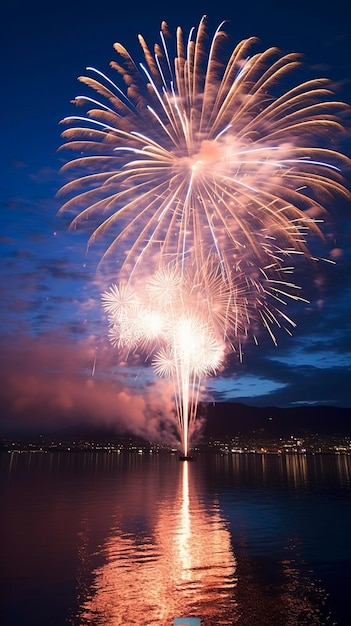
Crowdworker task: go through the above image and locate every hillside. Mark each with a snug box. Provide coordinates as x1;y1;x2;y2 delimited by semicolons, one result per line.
201;403;351;439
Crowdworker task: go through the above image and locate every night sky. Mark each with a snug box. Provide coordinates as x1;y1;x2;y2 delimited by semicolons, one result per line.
1;0;351;439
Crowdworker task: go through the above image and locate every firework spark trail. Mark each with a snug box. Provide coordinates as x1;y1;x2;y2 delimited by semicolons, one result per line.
59;17;350;455
102;272;225;456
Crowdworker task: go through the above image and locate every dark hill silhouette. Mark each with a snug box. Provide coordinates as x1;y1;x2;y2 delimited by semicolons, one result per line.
4;403;349;443
200;403;351;439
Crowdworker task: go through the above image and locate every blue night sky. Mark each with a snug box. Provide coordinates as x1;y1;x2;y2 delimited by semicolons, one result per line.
1;0;351;438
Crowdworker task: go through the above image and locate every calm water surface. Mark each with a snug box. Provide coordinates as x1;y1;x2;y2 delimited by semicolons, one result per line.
1;451;350;625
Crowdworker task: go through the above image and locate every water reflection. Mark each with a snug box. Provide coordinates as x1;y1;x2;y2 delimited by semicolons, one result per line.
76;460;237;625
208;451;351;493
2;452;350;625
284;454;308;488
335;454;351;486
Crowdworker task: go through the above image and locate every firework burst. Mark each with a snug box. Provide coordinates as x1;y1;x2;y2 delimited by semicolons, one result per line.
102;273;225;454
59;17;350;455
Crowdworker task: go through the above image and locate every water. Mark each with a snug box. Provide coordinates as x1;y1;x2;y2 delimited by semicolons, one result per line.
1;451;350;625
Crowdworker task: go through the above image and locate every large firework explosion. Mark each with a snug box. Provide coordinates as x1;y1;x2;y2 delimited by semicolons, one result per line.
59;16;350;455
